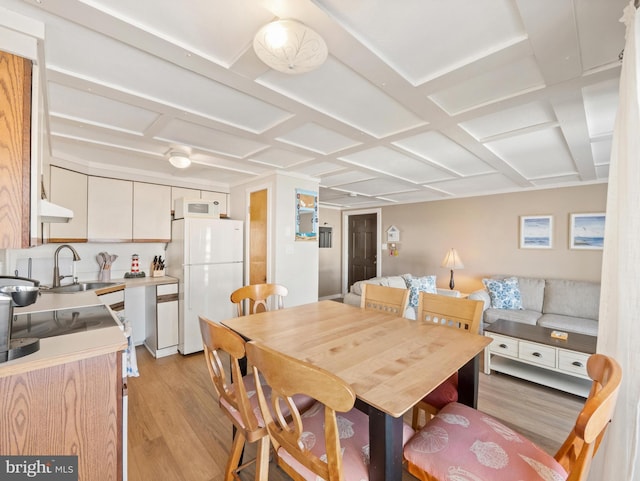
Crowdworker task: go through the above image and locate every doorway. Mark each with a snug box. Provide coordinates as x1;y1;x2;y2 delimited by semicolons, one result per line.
343;210;381;294
249;188;268;286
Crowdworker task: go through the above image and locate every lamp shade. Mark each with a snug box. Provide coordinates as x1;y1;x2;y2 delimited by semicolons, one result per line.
168;151;191;169
441;248;464;270
253;19;328;74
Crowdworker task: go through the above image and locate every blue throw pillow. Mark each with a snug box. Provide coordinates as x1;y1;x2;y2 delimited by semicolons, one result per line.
407;275;437;308
482;277;524;310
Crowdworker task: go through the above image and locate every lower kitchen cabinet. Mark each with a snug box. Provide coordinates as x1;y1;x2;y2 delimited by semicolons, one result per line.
0;352;124;480
144;282;178;358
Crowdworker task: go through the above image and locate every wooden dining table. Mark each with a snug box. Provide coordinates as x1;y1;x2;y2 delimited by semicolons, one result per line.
222;300;491;481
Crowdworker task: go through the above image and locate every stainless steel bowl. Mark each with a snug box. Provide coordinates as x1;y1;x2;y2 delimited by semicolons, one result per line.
0;285;40;307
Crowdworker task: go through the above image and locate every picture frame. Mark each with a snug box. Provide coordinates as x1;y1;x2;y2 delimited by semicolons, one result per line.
570;213;605;250
520;215;553;249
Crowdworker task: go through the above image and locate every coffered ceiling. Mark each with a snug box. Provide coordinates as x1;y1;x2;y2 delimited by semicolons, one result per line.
0;0;625;209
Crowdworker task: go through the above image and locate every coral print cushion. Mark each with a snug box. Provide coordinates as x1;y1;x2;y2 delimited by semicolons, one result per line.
404;402;568;480
483;277;524;310
407;275;437;308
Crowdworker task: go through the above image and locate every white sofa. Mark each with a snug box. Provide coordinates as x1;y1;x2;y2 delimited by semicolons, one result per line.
468;276;600;337
343;273;460;320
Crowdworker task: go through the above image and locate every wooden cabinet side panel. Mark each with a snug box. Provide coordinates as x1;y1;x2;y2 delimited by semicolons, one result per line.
0;353;122;481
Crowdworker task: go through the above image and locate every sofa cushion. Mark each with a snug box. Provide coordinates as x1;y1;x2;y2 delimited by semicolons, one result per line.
543;279;600;321
515;277;546;312
483;308;541;326
482;277;523;310
537;314;598;337
407;275;437;308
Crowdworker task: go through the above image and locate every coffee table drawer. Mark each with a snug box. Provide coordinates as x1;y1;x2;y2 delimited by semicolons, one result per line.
558;350;590;377
487;334;518;357
519;341;556;368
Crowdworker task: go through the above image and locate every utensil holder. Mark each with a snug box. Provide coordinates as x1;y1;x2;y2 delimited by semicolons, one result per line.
99;269;111;281
151;269;165;278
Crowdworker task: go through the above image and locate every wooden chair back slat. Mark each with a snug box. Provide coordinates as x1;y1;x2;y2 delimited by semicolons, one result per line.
360;283;410;316
230;283;288;316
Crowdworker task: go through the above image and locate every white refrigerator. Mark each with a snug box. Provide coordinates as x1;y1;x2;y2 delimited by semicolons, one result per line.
166;218;244;355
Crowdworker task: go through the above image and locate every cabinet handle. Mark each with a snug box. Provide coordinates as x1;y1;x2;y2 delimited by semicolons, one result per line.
572;361;584;367
499;343;508;349
532;352;542;357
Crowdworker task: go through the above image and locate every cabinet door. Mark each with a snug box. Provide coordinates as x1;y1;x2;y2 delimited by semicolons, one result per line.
49;166;88;242
200;190;228;216
87;177;133;241
157;283;178;349
133;182;171;242
171;187;200;211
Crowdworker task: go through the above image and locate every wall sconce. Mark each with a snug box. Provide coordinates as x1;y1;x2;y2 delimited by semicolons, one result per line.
441;248;464;290
253;19;328;74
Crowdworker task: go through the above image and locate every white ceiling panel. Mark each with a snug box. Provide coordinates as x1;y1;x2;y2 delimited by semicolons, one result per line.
340;146;453;184
429;56;546;115
277;123;361;154
3;0;623;209
257;57;425;138
313;0;526;85
154;119;268;158
459;101;556;141
392;131;493;176
583;78;620;138
48;82;159;134
485;128;576;180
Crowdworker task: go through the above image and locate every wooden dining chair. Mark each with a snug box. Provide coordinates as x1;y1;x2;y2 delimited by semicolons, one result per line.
246;340;415;481
404;353;622;481
230;283;288;316
199;316;270;481
411;292;484;429
360;283;410;316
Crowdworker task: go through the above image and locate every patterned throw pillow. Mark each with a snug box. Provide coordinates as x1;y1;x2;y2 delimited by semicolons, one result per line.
406;275;437;308
482;277;524;310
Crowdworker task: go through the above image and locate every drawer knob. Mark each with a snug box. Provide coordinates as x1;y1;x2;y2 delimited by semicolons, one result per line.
499;343;508;349
572;361;584;367
532;352;542;357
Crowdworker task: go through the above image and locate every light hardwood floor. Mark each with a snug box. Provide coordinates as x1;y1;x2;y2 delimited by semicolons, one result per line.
127;346;584;481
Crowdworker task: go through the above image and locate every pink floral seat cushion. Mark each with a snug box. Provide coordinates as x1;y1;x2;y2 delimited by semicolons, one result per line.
422;373;458;408
220;373;314;429
404;402;568;480
279;402;415;481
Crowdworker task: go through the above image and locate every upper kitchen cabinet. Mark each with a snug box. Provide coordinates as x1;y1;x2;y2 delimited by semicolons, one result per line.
88;177;133;242
201;190;228;217
48;166;88;242
171;186;200;209
0;50;33;248
133;182;171;242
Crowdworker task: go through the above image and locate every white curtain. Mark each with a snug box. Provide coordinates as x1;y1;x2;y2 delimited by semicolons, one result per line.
589;2;640;480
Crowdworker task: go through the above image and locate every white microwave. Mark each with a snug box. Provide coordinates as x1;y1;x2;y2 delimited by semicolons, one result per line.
174;198;220;219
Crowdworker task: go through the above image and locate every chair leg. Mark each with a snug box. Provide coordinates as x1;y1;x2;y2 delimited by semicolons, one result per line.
411;405;421;431
254;436;270;481
225;430;246;481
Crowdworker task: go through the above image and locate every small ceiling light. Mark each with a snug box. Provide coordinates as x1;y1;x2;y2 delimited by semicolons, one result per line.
168;150;191;169
253;19;328;74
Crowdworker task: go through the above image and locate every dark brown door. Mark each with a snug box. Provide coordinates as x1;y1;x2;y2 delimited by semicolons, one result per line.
348;213;377;289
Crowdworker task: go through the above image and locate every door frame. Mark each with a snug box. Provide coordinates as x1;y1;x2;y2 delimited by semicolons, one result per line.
341;208;382;296
245;183;273;286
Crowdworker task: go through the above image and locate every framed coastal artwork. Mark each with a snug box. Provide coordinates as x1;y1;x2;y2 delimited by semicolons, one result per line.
520;215;553;249
570;213;605;250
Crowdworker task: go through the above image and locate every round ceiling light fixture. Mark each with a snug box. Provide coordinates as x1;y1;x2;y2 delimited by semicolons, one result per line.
167;150;191;169
253;19;328;74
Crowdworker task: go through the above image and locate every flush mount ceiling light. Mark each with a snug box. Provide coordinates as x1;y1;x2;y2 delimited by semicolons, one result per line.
167;150;191;169
253;19;328;74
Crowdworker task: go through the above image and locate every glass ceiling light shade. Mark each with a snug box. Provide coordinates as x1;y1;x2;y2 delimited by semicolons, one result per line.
168;151;191;169
253;19;328;74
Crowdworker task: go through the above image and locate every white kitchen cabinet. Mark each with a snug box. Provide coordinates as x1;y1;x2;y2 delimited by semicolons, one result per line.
133;182;171;242
200;190;228;216
88;177;133;242
144;282;179;358
48;166;88;242
171;186;201;210
97;285;125;315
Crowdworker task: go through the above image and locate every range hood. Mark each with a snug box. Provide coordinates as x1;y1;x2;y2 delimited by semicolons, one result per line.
39;199;74;223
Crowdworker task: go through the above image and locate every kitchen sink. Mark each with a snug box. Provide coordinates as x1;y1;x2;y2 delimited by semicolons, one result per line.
43;282;119;294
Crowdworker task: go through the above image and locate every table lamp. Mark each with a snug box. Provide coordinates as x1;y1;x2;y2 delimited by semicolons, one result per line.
441;248;464;290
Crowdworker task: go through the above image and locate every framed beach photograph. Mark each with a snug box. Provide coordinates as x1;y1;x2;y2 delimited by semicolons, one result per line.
520;215;553;249
570;213;605;250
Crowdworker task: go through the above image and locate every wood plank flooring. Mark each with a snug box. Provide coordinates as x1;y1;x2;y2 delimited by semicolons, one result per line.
127;346;584;481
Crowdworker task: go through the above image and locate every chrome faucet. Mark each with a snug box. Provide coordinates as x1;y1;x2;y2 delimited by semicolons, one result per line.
53;244;81;288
